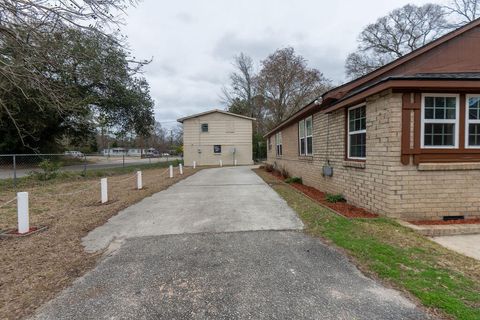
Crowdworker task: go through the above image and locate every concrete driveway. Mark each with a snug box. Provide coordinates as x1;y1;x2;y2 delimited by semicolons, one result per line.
33;167;430;320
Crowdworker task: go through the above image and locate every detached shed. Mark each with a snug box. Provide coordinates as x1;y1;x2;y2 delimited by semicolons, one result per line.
178;109;255;166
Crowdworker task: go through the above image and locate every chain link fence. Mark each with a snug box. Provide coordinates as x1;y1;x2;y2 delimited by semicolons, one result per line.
0;153;182;191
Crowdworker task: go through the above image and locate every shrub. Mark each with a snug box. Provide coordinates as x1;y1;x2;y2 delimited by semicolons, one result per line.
325;193;345;203
265;164;274;172
31;160;62;181
280;167;290;179
284;176;302;184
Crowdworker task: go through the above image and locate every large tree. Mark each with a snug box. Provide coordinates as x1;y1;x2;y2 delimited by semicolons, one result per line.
257;47;330;127
0;0;154;153
445;0;480;27
222;53;267;134
345;3;447;79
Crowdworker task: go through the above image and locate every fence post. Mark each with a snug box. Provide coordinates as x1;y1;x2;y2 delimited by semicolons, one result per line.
169;165;173;178
17;192;29;234
13;155;17;189
219;160;223;167
137;171;142;190
179;163;183;175
101;178;108;203
193;161;196;169
83;155;87;176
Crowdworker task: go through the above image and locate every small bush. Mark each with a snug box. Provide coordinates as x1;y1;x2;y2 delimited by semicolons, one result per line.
280;167;289;179
325;193;345;203
265;164;274;172
31;160;62;181
285;176;302;184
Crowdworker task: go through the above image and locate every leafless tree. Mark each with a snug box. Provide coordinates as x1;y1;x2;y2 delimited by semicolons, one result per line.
222;53;269;133
445;0;480;27
0;0;136;145
222;53;257;116
345;3;448;79
257;47;330;128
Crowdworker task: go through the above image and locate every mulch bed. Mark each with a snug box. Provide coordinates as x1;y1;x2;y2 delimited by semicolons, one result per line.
409;218;480;225
265;169;378;219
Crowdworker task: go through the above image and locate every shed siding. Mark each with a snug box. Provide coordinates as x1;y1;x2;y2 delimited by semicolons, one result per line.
183;112;253;166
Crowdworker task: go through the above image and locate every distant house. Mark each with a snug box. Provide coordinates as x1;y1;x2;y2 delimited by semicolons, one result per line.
178;109;255;166
265;19;480;221
102;148;158;157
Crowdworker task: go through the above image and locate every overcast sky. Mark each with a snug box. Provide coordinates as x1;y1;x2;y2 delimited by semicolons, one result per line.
122;0;436;129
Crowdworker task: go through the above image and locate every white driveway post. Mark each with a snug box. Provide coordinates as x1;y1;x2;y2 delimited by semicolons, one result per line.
193;161;196;169
234;159;237;166
137;171;142;190
101;178;108;203
179;163;183;175
219;160;223;167
169;165;173;178
17;192;29;234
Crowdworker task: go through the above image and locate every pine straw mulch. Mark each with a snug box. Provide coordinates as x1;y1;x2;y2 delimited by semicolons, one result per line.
265;169;378;218
0;167;198;320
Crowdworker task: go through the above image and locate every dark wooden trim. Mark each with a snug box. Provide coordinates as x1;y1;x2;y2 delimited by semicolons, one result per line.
323;80;480;113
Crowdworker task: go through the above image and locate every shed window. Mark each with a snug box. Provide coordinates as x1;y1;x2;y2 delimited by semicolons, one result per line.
201;123;209;132
466;95;480;147
275;132;282;156
298;116;313;155
348;105;366;159
421;94;459;148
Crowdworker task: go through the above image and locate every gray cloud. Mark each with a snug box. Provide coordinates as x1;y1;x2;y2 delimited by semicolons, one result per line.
122;0;434;129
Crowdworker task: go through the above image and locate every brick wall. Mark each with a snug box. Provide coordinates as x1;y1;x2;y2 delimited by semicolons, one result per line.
266;89;480;220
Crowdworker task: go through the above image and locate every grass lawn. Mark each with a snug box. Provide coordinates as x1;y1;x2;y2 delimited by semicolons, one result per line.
0;163;197;320
254;168;480;320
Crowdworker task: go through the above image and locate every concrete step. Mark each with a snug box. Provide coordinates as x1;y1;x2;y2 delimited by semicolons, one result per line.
396;220;480;237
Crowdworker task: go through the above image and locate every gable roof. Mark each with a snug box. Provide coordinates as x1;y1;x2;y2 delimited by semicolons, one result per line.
322;18;480;104
177;109;256;123
264;18;480;137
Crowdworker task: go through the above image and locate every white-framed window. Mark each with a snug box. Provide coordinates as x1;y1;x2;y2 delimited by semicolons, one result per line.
275;132;282;156
421;94;459;148
298;116;313;155
466;94;480;148
347;104;366;159
201;123;208;132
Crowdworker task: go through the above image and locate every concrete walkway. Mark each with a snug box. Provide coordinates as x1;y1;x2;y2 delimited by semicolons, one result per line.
83;166;304;252
432;234;480;260
34;167;430;320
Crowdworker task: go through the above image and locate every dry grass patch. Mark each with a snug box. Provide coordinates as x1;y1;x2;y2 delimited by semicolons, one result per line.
0;166;198;320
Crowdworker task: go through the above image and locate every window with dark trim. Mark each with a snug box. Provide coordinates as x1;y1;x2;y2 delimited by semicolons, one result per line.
466;95;480;148
275;132;282;156
201;123;208;132
213;145;221;154
347;105;366;159
298;116;313;155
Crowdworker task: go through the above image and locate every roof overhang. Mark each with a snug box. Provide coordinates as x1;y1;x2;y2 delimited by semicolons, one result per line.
177;109;256;123
323;78;480;113
264;101;320;138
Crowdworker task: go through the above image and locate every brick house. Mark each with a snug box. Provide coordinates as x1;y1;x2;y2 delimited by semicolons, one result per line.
265;19;480;221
